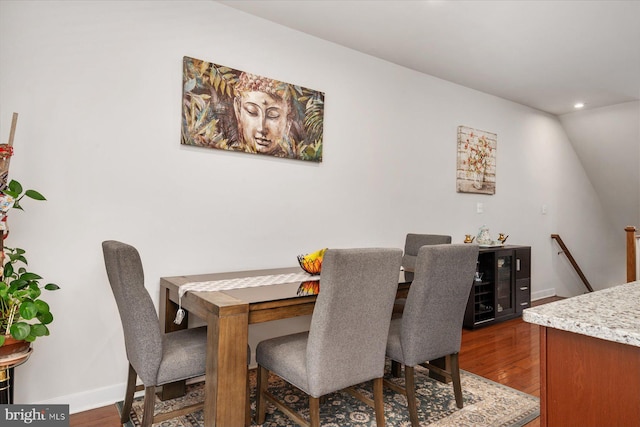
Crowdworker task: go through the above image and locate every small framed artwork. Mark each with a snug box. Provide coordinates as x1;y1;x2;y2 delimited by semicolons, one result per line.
456;125;496;195
181;56;324;162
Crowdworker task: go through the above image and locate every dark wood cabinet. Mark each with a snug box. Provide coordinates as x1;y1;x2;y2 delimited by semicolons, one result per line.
464;245;531;329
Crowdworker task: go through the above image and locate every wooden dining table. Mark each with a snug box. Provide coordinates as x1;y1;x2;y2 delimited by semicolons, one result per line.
159;266;411;427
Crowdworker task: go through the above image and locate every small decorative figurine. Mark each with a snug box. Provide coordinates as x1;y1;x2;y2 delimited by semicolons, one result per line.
498;233;509;244
477;225;493;245
464;234;475;243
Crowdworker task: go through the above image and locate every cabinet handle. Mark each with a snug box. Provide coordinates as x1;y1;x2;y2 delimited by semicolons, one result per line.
520;286;528;291
516;258;521;271
520;302;529;306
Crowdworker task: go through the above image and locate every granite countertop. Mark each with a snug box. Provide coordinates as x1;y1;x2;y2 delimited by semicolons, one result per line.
523;281;640;347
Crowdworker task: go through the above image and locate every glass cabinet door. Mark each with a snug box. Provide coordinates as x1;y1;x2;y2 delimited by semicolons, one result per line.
465;247;531;329
496;254;513;315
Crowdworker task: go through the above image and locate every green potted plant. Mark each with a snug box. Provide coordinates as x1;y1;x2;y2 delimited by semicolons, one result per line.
0;179;59;356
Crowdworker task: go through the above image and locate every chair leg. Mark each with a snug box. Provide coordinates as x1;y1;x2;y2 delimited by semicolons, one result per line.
309;396;320;427
373;377;386;427
256;365;269;425
120;364;137;424
141;385;156;427
404;366;419;427
450;353;463;409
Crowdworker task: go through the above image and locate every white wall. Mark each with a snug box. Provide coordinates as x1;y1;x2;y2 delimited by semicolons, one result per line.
0;0;623;412
560;101;640;229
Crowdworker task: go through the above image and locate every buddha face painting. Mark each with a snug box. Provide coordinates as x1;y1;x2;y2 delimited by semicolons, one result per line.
233;73;292;155
182;57;324;162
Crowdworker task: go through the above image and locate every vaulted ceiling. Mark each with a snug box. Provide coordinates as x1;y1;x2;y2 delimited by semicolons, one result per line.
219;0;640;227
219;0;639;116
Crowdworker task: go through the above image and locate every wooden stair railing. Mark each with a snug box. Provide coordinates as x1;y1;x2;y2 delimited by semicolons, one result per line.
626;226;638;282
551;234;594;293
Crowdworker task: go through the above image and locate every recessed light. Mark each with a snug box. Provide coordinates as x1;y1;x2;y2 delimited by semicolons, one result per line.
574;102;585;109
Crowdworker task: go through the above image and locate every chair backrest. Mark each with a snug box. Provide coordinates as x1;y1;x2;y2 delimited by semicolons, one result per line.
400;244;478;366
306;248;403;396
102;240;163;386
402;233;452;272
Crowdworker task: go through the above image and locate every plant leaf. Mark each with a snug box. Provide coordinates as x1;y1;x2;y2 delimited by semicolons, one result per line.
44;283;60;291
35;299;50;314
28;283;41;299
8;180;22;194
10;322;31;340
31;324;48;337
20;272;42;281
24;190;46;201
19;300;38;319
38;312;54;325
10;279;29;290
4;263;14;278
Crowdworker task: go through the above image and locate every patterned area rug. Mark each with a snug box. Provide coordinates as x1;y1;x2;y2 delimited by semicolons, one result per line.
118;365;539;427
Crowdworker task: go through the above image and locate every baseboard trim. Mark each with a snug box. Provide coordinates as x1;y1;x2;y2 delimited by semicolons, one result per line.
532;288;556;301
44;376;206;414
35;382;129;414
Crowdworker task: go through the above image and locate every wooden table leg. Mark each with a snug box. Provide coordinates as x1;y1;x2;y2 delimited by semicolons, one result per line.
391;360;402;377
204;306;249;427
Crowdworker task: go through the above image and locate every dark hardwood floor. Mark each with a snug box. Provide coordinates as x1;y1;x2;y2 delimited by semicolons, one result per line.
70;297;561;426
459;317;542;427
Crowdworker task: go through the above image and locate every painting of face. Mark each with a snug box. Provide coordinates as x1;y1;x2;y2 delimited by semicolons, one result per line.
234;89;291;155
181;56;324;162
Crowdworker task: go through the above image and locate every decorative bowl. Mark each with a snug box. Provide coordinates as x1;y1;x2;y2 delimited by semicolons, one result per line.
297;254;322;275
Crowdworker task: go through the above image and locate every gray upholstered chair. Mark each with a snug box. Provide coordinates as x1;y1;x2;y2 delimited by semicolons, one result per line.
385;244;478;427
103;240;253;427
402;233;452;281
255;248;403;427
394;233;452;318
102;241;212;427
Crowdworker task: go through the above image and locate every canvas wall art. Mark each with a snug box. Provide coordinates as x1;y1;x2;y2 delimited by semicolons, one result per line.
456;125;496;194
181;56;324;162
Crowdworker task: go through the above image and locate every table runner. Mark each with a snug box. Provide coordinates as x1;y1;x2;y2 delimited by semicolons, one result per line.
174;271;319;324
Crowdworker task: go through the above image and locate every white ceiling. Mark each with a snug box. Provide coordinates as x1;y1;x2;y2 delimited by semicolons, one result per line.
219;0;640;116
